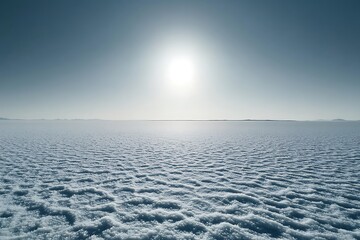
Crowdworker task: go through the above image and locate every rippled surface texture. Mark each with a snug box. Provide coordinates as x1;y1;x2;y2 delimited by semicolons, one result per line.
0;121;359;239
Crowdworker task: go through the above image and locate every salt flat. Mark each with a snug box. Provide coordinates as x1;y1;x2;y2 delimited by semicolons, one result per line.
0;121;359;239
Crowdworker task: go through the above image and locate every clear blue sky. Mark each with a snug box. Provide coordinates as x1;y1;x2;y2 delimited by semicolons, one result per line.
1;0;359;120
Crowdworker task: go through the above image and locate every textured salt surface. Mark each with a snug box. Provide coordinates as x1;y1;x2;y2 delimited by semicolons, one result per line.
0;121;359;239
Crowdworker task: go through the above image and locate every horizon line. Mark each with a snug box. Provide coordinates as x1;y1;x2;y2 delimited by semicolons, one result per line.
1;117;359;122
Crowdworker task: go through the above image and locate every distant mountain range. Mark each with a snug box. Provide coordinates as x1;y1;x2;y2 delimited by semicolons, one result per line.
331;119;347;122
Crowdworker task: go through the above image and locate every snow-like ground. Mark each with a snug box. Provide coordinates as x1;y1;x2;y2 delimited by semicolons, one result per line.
0;121;359;239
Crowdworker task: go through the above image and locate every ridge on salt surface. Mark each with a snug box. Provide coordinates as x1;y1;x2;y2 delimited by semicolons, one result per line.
0;121;359;239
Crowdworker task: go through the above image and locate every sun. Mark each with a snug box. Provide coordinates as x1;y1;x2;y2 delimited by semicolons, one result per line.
164;53;197;94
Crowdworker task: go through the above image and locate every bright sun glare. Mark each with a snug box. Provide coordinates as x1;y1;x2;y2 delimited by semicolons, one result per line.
164;53;197;94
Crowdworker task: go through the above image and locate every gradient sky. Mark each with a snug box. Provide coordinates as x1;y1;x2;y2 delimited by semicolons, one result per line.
1;0;359;120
